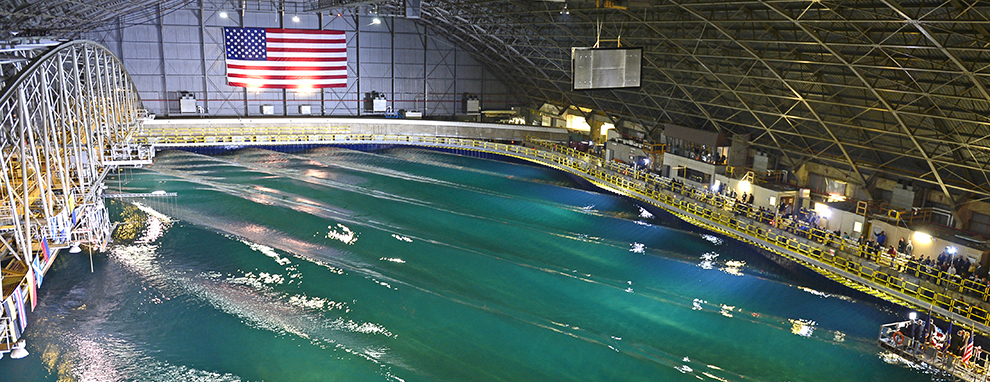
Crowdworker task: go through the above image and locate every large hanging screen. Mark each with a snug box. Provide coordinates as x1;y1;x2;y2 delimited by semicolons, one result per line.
572;47;642;90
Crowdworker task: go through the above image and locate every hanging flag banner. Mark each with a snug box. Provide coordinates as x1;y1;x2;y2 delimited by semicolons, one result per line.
49;210;71;244
223;27;347;89
33;256;44;288
40;237;51;266
25;267;37;311
12;286;26;332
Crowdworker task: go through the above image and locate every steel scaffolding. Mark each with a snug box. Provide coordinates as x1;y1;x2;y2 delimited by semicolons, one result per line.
0;40;152;356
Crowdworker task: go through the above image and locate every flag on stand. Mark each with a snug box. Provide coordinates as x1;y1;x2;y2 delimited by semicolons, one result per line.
963;331;975;363
945;320;954;351
929;323;946;347
223;27;347;89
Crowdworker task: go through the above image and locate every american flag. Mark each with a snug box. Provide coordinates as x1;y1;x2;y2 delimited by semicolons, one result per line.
223;27;347;89
929;323;946;347
963;332;975;363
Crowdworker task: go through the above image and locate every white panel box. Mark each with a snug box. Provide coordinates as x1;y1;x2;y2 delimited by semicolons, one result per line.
466;99;480;114
572;47;642;90
179;92;197;113
261;105;274;115
299;105;312;115
373;99;388;113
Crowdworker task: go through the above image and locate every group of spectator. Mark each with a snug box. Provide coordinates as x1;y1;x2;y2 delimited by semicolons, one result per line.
918;248;988;284
896;319;980;361
858;228;990;298
862;230;909;259
635;157;990;305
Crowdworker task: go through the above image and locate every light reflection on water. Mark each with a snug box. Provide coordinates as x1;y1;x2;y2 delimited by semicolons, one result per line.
3;147;933;382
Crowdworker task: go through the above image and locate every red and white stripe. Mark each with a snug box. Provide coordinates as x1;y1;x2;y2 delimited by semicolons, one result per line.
226;28;347;89
963;333;975;363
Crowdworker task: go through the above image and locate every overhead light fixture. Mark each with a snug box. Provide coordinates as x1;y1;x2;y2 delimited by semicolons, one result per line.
292;15;300;23
371;17;381;25
913;231;932;244
738;179;751;193
219;11;228;18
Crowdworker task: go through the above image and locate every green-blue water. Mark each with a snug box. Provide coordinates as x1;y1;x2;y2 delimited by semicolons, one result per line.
3;147;932;381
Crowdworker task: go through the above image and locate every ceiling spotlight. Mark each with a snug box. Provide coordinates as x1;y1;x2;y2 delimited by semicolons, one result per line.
371;17;381;25
560;4;569;15
219;11;228;18
292;15;300;22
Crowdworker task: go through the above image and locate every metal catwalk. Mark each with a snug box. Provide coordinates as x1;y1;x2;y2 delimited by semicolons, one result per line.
0;40;152;358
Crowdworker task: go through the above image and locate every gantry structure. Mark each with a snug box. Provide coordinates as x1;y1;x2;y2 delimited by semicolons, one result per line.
0;40;152;354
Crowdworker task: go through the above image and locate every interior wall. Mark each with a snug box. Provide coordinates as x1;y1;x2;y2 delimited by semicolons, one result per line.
88;0;518;118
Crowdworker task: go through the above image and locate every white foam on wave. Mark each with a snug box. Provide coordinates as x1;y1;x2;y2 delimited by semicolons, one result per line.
55;320;245;382
327;223;359;245
629;242;646;254
108;225;397;373
237;238;292;266
133;202;175;223
700;234;723;245
227;271;286;288
391;234;413;242
638;206;654;219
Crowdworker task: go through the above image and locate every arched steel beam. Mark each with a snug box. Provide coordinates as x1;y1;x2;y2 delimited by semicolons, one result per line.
879;0;990;201
754;0;952;202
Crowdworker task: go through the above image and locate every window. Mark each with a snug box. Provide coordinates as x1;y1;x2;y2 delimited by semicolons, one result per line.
927;202;952;226
807;173;847;196
684;168;711;184
826;180;847;196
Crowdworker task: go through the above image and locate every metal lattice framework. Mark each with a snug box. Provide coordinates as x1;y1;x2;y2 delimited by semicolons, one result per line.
0;40;151;353
4;0;990;208
0;0;194;40
410;0;990;209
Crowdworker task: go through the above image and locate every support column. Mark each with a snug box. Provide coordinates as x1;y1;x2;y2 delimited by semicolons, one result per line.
199;0;210;115
588;118;605;145
158;3;169;117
